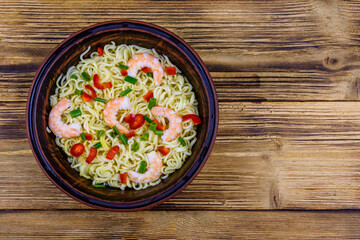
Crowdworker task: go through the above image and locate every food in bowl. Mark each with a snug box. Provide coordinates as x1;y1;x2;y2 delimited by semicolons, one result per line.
48;42;201;190
27;20;218;211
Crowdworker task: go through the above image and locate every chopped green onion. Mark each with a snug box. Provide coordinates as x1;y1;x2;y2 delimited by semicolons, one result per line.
146;72;153;78
148;98;157;109
75;89;83;95
120;133;128;144
118;64;129;70
149;122;157;132
81;72;91;82
71;74;78;80
124;75;138;85
94;97;107;103
93;142;102;149
70;109;82;118
144;115;152;123
120;87;132;96
110;132;116;138
140;133;149;141
112;126;119;135
179;137;186;146
154;130;163;135
93;184;105;188
139;160;147;174
80;133;86;141
131;142;139;152
97;130;104;138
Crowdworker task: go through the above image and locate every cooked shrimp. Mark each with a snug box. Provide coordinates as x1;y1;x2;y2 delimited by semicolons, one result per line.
127;53;164;86
103;96;131;134
127;151;163;184
151;106;182;142
48;98;82;138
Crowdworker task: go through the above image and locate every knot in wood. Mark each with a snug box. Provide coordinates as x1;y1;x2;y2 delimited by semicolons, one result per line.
323;56;342;70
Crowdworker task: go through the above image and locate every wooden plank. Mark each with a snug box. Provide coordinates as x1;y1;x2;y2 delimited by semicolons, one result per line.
0;0;354;51
2;1;360;101
220;101;360;209
0;139;274;210
1;210;360;239
3;67;360;102
3;64;360;102
0;101;27;139
3;102;360;210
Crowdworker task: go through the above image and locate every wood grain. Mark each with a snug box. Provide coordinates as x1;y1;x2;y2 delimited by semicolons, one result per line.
2;0;360;238
0;138;273;210
3;102;360;210
2;210;360;239
2;0;360;102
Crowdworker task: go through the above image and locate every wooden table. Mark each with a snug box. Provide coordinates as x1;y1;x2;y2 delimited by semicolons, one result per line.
2;0;360;238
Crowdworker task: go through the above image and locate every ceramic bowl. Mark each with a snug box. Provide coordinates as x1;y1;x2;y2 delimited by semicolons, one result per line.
27;20;218;211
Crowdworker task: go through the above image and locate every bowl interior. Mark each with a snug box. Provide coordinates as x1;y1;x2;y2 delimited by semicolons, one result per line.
28;22;216;210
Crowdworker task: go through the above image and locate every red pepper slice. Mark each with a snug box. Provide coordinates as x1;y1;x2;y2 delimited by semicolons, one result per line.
82;92;92;102
106;146;119;160
120;173;127;184
152;119;166;131
104;82;112;88
125;130;136;139
86;147;97;163
70;143;85;157
158;146;170;156
84;85;97;100
97;47;104;57
182;114;201;125
121;69;128;76
141;67;152;73
165;66;176;75
143;91;154;102
129;114;145;129
93;74;112;89
123;114;135;123
84;133;93;141
123;114;145;129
